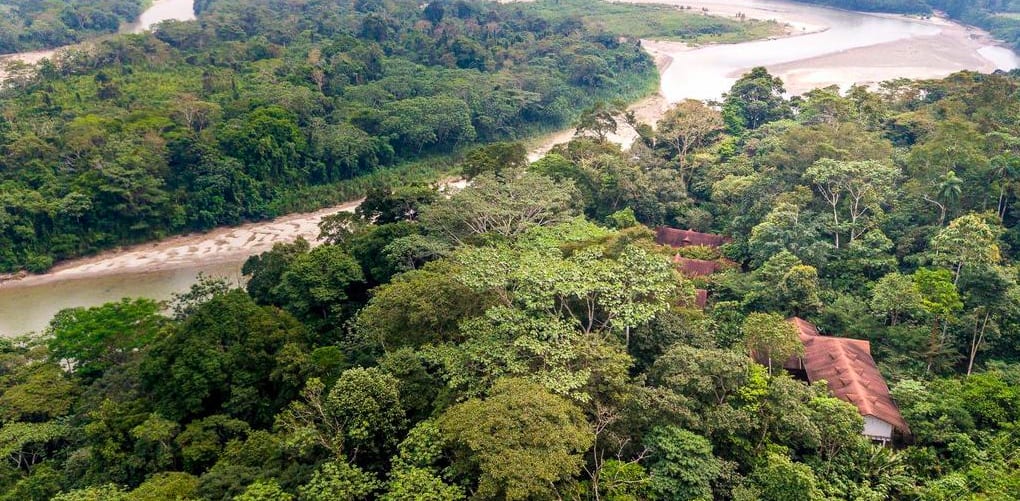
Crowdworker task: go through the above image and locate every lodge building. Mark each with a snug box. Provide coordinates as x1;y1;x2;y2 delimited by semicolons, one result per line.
782;317;910;444
655;227;909;443
655;227;731;310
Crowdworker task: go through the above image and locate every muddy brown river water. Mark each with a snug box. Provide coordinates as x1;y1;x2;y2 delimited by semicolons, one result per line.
1;0;1019;335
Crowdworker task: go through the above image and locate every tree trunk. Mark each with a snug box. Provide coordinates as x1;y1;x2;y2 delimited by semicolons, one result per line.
926;320;940;374
967;311;991;376
831;204;840;249
998;187;1008;220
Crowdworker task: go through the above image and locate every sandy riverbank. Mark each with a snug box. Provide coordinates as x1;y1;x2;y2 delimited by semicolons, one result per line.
0;0;193;84
616;0;830;34
1;177;468;289
773;16;1009;94
1;201;361;289
527;43;675;161
524;0;838;160
5;0;1019;293
0;48;57;83
525;91;671;162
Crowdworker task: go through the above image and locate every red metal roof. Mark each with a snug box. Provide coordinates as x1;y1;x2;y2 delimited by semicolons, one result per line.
694;289;709;309
786;317;910;434
656;227;731;248
789;316;820;339
679;288;710;309
673;256;720;277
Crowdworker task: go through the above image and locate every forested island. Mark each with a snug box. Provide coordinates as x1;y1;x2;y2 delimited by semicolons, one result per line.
2;0;1020;499
798;0;1020;51
0;0;147;54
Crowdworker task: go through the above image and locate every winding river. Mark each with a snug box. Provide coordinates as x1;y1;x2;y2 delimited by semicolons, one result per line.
1;0;1019;336
0;0;195;70
644;0;1019;100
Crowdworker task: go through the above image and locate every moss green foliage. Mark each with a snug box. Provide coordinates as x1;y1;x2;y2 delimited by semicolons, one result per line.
0;0;659;273
0;124;1017;498
6;27;1020;501
439;378;593;500
46;298;165;380
0;0;146;53
514;0;786;44
644;426;722;499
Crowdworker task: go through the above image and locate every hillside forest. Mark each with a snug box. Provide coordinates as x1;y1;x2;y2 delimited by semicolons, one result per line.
0;0;147;54
1;0;1020;499
0;0;780;274
1;62;1020;501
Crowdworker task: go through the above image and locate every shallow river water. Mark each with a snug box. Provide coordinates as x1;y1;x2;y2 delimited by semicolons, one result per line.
637;0;1020;100
1;0;1019;336
123;0;197;33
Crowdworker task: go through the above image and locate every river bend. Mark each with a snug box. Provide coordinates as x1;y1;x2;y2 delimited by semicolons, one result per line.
1;0;1018;335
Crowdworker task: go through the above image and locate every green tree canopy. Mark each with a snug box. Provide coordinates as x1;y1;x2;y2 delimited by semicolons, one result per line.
47;298;166;379
439;378;593;500
140;291;307;425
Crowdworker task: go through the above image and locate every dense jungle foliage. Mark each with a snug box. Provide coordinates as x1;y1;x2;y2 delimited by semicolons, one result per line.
1;66;1019;499
0;0;146;53
797;0;1020;50
0;0;667;273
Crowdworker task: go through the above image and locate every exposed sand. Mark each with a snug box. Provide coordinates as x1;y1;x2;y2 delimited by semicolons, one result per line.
0;0;194;84
0;49;58;84
614;0;830;34
4;0;1020;293
0;177;470;290
636;1;1018;101
1;201;362;289
526;86;669;161
0;49;56;64
527;46;674;161
773;19;1007;94
530;0;1015;159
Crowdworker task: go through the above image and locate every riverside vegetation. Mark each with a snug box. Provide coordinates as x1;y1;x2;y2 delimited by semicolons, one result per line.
1;63;1019;498
0;0;784;274
0;0;148;54
2;0;1020;499
0;0;656;273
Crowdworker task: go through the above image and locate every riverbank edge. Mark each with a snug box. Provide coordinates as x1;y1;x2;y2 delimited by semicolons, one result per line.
0;1;822;290
789;0;1020;51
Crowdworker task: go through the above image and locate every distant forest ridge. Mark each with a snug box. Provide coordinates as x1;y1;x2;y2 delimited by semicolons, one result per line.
0;0;147;54
0;0;787;274
0;0;666;272
796;0;1020;50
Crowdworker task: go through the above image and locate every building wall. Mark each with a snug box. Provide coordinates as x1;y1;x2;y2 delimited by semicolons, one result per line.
863;415;893;441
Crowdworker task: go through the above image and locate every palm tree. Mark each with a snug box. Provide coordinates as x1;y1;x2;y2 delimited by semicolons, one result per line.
938;170;963;206
924;170;963;226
